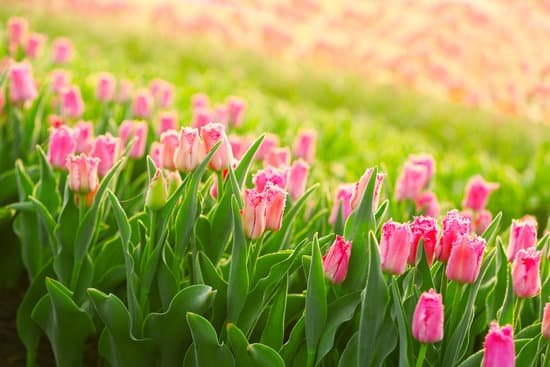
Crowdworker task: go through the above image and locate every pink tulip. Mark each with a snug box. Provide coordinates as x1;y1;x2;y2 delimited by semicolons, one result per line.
91;133;120;177
475;210;493;235
409;216;438;266
191;107;213;129
72;121;94;154
293;129;316;163
66;154;99;193
149;79;174;108
415;191;440;217
117;79;133;103
409;154;435;186
7;17;28;46
150;142;162;168
256;134;279;161
192;93;210;110
226;96;246;127
48;125;76;169
350;168;385;210
322;235;352;284
119;120;148;158
229;134;252;160
61;86;84;118
50;69;70;94
9;62;37;103
96;72;116;102
394;161;428;201
288;160;309;200
483;322;515;367
507;216;537;262
462;175;499;211
242;189;267;240
446;235;486;283
512;248;541;298
25;33;46;59
380;220;412;275
412;289;444;343
157;110;178;135
213;105;228;126
159;130;179;171
328;184;354;225
437;210;471;262
51;37;73;64
174;127;205;172
265;147;291;168
48;114;64;129
542;303;550;339
254;167;288;192
132;89;153;118
201;123;233;171
265;182;286;231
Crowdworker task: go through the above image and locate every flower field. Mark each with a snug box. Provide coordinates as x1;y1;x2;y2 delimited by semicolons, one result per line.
0;3;549;367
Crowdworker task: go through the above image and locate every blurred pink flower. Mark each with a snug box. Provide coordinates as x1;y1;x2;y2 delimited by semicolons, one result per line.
328;184;354;225
9;62;37;103
61;86;84;118
48;125;76;169
91;133;120;177
52;37;73;64
462;175;499;211
66;153;100;194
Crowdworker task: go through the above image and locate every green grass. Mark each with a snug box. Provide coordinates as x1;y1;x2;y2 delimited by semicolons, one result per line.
1;5;549;229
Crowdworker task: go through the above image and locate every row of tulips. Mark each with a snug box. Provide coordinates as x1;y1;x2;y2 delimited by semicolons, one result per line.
1;16;549;367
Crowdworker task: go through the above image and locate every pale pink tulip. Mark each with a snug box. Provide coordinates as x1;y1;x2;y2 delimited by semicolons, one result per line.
264;182;286;231
242;189;267;240
174;127;205;172
512;248;541;298
52;37;73;64
48;125;76;169
446;235;486;283
25;33;46;59
507;216;537;262
9;62;37;103
96;72;116;102
66;154;99;193
91;133;120;177
253;167;288;192
226;96;246;127
159;130;179;171
265;147;291;168
201;123;233;171
350;168;385;210
132;89;153;118
328;184;354;225
293;129;316;163
288;160;309;200
61;86;84;118
72;121;94;154
415;191;440;217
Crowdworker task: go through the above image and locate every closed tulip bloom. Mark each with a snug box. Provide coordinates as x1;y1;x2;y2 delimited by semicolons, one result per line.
412;289;444;343
474;209;493;235
91;133;120;177
329;184;354;225
119;120;148;158
61;86;84;118
254;167;288;192
191;107;212;129
380;220;412;275
159;130;179;171
322;235;352;284
165;170;182;196
213;105;229;126
150;142;162;168
350;168;385;210
288;160;309;200
201;123;233;171
132;89;153;118
242;189;267;240
50;69;71;94
192;92;210;110
72;121;94;154
409;216;438;266
117;79;133;103
394;162;428;201
265;147;291;168
415;191;440;217
409;154;435;186
26;33;46;59
229;134;252;160
293;129;317;163
96;72;116;102
66;154;100;194
174;127;205;172
227;96;246;127
507;217;537;262
483;322;515;367
446;235;486;283
542;303;550;339
462;175;499;211
48;126;76;169
146;169;168;211
437;210;471;262
157;111;178;135
52;37;73;64
158;82;174;108
512;248;541;298
256;134;279;161
8;17;28;46
265;182;286;231
9;62;37;103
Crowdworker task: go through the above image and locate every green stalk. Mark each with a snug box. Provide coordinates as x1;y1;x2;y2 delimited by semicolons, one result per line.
544;340;550;367
514;298;524;330
416;344;428;367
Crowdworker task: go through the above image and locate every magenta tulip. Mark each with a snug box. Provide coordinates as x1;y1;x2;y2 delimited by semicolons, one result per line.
242;189;267;240
462;175;499;211
48;125;76;169
412;289;444;343
253;167;288;192
437;210;471;262
512;248;541;298
408;216;438;266
91;133;120;177
26;33;46;59
507;216;537;262
446;235;486;284
132;89;153;119
322;235;352;284
483;322;514;367
9;62;37;103
380;220;412;275
61;85;84;118
157;110;178;135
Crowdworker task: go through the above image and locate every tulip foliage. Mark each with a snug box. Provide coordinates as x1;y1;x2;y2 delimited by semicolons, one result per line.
1;15;550;367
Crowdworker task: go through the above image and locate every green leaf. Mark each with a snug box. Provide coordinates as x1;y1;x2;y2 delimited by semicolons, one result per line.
337;332;358;367
186;312;235;367
414;239;435;291
516;335;542;367
234;134;264;186
481;211;502;244
253;251;292;286
198;252;228;330
34;146;60;215
487;238;508;321
280;315;306;365
227;323;285;367
391;279;411;367
227;196;249;322
456;349;483;367
260;275;288;351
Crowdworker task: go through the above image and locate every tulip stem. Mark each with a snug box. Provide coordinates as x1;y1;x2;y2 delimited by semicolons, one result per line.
217;171;224;198
544;341;550;367
416;344;427;367
514;298;524;330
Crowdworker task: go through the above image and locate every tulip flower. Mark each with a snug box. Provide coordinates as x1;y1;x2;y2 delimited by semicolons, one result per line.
159;130;179;171
394;161;428;201
483;322;514;367
213;105;229;126
91;133;120;177
119;120;148;158
437;210;471;262
191;107;212;129
265;147;291;168
96;72;116;102
264;182;286;231
7;17;28;46
165;170;182;196
229;134;252;160
328;184;354;225
133;89;153;118
507;216;537;262
288;160;309;200
512;248;541;298
253;167;288;192
201;123;233;171
26;33;46;59
409;216;438;266
380;220;412;275
146;169;168;211
157;111;178;135
350;168;385;210
117;79;133;103
256;134;279;161
242;189;267;240
48;125;76;169
150;142;162;168
446;235;486;283
48;114;64;129
412;289;444;343
72;121;94;154
9;62;37;103
409;154;435;186
475;209;493;235
462;175;499;211
192;93;210;110
542;303;550;340
174;127;205;172
293;129;316;163
226;96;246;127
61;86;84;118
322;235;352;284
415;191;440;217
52;37;73;64
50;69;71;94
66;154;100;194
149;78;174;108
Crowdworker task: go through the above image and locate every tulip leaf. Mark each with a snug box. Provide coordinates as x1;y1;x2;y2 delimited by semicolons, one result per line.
374;199;389;228
280;315;306;365
391;279;411;367
337;332;358;367
234;134;264;186
227;323;285;367
227;196;249;322
488;238;509;321
516;335;542;367
186;312;235;367
53;183;78;283
253;251;292;285
480;211;502;244
198;252;228;330
456;349;483;367
34;146;60;215
260;275;288;350
414;239;435;291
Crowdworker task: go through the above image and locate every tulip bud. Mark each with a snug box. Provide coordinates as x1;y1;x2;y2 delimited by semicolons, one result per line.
8;17;28;46
119;120;148;158
256;134;279;161
380;220;412;275
394;161;428;201
159;130;179;171
192;93;210;110
412;289;444;343
242;189;267;240
61;85;84;118
117;79;133;103
96;72;116;102
52;37;73;64
50;69;71;94
73;121;94;154
48;125;76;169
437;210;471;262
165;170;182;196
483;322;515;367
265;147;291;168
229;134;252;160
507;216;537;262
9;62;37;103
328;184;354;225
91;133;120;177
174;127;205;172
409;154;435;186
227;96;246;127
474;209;493;235
409;216;438;266
66;154;100;194
26;33;46;59
288;159;309;200
253;167;288;192
201;123;233;171
446;235;486;284
150;142;162;168
133;89;153;118
350;168;385;211
512;248;541;298
293;129;316;163
542;303;550;340
191;107;212;129
213;104;228;126
462;175;499;211
415;191;440;217
157;110;178;135
264;182;286;231
149;79;174;108
146;169;167;211
322;235;352;284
